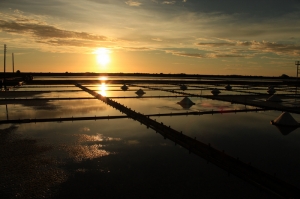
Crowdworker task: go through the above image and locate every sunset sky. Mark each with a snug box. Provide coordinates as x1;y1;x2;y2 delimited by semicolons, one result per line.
1;0;300;76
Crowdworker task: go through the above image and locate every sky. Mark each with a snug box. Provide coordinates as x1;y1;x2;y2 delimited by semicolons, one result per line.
0;0;300;76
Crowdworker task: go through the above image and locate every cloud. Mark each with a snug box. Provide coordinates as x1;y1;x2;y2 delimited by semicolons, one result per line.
0;17;113;52
175;52;204;58
152;38;162;41
196;42;236;47
35;39;101;48
206;53;246;58
162;1;176;5
196;40;253;47
0;20;107;41
237;41;252;46
196;40;300;57
165;49;250;59
124;47;152;51
125;0;142;6
261;56;291;60
251;41;300;56
165;50;204;58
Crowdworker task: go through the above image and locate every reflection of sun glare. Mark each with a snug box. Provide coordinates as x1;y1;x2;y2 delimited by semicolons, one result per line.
98;83;107;96
95;48;110;67
98;76;107;82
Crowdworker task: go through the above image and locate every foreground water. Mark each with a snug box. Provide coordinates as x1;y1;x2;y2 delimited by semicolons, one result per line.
1;79;299;198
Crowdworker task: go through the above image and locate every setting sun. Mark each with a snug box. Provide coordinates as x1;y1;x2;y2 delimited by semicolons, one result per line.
95;48;110;66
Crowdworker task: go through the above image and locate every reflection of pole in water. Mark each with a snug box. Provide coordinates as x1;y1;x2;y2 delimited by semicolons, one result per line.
6;104;9;120
4;44;6;75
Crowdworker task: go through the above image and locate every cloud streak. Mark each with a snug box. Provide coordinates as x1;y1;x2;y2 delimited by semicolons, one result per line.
125;0;142;7
251;41;300;56
196;41;300;57
165;49;247;59
162;1;176;5
0;20;107;41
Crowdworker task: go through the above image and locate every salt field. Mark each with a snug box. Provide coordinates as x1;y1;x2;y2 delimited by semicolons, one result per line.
1;75;300;199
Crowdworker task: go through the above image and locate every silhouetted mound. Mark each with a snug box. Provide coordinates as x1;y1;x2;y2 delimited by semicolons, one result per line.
135;89;145;97
177;97;195;109
271;112;299;127
211;88;221;96
121;84;128;91
180;84;187;90
267;87;276;95
225;84;232;90
266;94;282;102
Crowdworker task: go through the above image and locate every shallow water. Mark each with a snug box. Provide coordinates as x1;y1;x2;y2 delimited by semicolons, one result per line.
3;119;278;198
1;76;299;198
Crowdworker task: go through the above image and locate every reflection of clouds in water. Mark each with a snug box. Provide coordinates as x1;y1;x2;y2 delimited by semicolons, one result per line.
75;133;103;142
0;100;57;110
5;100;107;120
62;144;110;162
79;127;90;132
126;140;140;145
156;105;182;111
75;133;121;142
107;137;121;141
155;98;236;112
0;91;55;110
52;100;107;115
0;91;51;99
199;102;231;109
197;100;248;110
61;134;121;162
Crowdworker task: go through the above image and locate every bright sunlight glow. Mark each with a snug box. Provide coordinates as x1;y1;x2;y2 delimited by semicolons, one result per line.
98;83;107;96
95;48;110;66
98;76;108;82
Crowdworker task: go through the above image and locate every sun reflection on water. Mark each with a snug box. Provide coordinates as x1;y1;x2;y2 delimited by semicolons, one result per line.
63;144;110;162
98;83;107;96
61;134;121;162
75;133;121;142
98;76;108;82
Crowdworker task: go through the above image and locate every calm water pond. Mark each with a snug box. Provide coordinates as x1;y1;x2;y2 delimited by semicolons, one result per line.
1;78;299;199
1;119;278;199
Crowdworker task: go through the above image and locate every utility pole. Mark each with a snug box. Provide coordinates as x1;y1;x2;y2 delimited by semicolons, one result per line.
296;61;300;96
4;44;6;74
12;53;14;73
4;44;6;90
